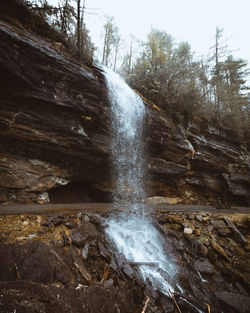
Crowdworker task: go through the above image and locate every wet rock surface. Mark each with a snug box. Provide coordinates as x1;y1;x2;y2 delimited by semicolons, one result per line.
0;211;249;313
157;211;250;313
0;213;145;313
193;259;214;274
0;0;249;206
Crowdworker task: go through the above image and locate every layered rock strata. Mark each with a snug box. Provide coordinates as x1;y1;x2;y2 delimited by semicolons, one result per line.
0;0;249;205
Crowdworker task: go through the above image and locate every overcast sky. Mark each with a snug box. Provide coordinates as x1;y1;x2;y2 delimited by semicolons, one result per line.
49;0;250;68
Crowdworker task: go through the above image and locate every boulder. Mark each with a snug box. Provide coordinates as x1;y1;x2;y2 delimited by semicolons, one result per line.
144;196;181;204
194;259;214;274
70;222;98;247
215;291;250;313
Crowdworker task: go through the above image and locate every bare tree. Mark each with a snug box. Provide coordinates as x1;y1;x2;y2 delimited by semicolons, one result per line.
102;16;118;67
210;27;230;111
113;35;122;71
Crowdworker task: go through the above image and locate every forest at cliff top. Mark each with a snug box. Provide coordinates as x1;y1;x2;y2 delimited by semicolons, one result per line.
17;0;250;141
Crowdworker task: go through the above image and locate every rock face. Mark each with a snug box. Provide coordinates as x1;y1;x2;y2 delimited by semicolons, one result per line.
145;109;250;205
0;213;145;313
0;1;112;204
0;0;249;205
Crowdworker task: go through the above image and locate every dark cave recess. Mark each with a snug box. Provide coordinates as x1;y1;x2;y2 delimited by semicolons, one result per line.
48;182;112;204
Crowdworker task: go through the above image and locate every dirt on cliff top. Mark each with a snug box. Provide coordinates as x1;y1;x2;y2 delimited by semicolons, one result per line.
0;0;67;45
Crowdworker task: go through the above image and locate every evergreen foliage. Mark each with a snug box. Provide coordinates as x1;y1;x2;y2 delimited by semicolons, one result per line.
120;28;249;136
24;0;95;64
18;1;250;137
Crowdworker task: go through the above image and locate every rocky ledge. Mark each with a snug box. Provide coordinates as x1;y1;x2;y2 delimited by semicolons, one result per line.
0;210;249;313
0;0;249;206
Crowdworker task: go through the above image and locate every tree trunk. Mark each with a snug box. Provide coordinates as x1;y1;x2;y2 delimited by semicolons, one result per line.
77;0;81;52
113;44;118;71
102;27;107;65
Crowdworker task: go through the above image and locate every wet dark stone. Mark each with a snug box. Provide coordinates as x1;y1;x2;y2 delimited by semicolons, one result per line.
0;241;74;286
215;291;250;313
189;281;206;301
158;294;174;312
149;158;187;175
211;219;231;236
51;217;65;226
70;222;99;248
42;221;51;227
98;241;110;259
207;248;217;264
88;214;103;226
178;273;190;289
122;263;135;279
51;239;64;248
182;252;191;264
0;246;17;281
177;296;203;313
109;259;118;272
145;279;159;302
70;230;87;247
88;243;99;258
198;243;209;257
82;243;89;260
224;218;248;246
0;280;136;313
235;282;248;296
187;214;195;220
65;220;77;229
62;233;70;246
194;259;214;274
130;285;144;306
207;225;214;232
217;227;231;236
103;279;114;289
195;215;203;222
158;268;172;284
115;252;126;269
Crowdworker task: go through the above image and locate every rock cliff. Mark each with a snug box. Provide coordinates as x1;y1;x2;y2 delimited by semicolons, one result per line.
0;0;249;206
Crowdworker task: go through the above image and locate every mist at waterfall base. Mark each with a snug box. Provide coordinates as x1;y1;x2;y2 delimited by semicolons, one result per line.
103;66;177;295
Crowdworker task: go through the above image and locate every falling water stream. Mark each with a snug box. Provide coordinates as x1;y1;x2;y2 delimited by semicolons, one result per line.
103;67;177;295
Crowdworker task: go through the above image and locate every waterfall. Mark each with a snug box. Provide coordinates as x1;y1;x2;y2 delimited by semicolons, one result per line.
104;67;145;211
103;67;177;294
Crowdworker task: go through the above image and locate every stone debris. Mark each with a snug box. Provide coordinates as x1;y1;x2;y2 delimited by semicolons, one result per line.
224;217;248;246
184;227;193;235
194;228;200;236
51;216;65;226
0;211;249;313
194;259;214;274
195;215;203;222
215;291;250;313
211;241;230;260
103;279;114;289
81;243;89;260
144;196;182;204
74;262;92;283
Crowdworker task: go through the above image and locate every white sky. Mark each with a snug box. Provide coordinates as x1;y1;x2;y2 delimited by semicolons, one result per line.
49;0;250;72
